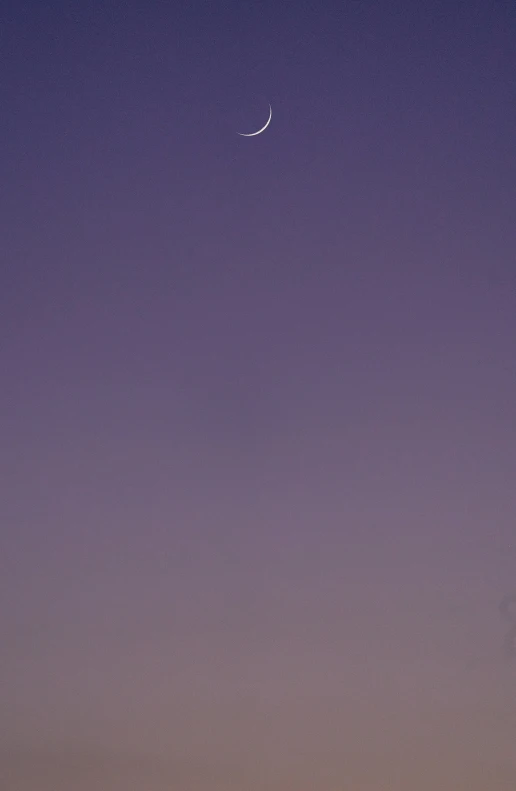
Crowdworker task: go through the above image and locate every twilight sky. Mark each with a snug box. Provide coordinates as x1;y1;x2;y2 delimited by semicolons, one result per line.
1;0;516;788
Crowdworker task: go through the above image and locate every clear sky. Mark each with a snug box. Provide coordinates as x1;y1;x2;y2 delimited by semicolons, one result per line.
1;0;516;788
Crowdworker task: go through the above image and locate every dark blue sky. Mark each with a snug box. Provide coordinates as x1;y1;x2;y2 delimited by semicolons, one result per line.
1;1;516;788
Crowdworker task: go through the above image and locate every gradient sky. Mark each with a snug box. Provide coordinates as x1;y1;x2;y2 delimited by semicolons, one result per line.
1;0;516;788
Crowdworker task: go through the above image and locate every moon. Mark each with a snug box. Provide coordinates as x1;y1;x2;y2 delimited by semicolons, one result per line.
238;104;272;137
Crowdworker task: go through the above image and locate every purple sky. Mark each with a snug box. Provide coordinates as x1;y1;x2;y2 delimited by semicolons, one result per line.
1;1;516;788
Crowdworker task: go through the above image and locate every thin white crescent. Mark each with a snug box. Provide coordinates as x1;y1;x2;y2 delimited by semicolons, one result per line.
238;104;272;137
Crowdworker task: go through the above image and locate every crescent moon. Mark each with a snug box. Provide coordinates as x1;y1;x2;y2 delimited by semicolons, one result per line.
238;104;272;137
